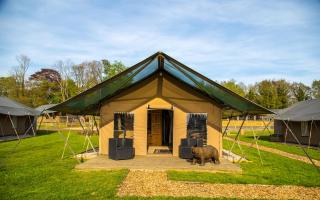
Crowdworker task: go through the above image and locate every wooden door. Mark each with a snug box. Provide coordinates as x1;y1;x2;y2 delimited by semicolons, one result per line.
149;110;162;146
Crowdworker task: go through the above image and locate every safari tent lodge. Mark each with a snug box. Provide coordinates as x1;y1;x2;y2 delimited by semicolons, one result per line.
274;99;320;147
52;52;272;158
0;96;39;137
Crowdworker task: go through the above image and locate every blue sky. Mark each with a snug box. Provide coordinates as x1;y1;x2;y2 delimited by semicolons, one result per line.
0;0;319;85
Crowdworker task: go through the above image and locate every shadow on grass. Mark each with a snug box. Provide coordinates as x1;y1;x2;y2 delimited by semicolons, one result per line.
36;130;57;136
245;135;270;142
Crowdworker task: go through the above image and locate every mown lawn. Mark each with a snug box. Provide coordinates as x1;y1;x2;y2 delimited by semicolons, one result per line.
0;131;128;200
226;130;320;160
1;131;232;200
168;139;320;187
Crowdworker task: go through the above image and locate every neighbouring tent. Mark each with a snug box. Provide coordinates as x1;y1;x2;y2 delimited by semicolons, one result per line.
0;96;40;136
274;99;320;147
275;99;320;121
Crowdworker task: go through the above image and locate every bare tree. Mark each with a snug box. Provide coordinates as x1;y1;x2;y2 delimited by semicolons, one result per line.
88;60;104;86
72;60;104;91
54;59;73;101
12;55;30;96
72;63;87;90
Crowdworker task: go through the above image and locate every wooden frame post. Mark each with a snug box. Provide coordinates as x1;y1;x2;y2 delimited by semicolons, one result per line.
222;115;232;137
229;113;247;162
262;118;272;135
282;120;319;173
308;120;314;148
27;114;36;136
57;117;80;163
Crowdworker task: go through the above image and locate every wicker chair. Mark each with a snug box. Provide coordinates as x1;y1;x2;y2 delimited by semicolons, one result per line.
178;138;203;159
108;138;135;160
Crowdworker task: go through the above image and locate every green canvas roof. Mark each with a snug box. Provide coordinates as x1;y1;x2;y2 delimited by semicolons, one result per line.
52;52;273;116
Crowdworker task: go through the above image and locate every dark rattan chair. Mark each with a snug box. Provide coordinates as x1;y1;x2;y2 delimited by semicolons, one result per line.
108;138;135;160
179;138;203;159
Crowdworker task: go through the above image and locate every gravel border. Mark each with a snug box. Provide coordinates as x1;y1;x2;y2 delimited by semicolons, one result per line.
117;170;320;199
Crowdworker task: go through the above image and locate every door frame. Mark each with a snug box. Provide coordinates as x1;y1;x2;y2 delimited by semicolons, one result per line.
147;108;174;148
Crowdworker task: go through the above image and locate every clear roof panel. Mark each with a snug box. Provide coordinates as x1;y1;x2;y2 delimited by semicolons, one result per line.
52;52;272;115
57;57;157;114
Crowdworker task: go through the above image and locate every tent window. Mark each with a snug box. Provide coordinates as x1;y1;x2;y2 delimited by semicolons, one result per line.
187;113;207;145
114;112;134;138
301;121;309;137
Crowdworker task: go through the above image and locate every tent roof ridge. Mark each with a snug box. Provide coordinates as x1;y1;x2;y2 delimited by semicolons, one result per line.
51;51;274;115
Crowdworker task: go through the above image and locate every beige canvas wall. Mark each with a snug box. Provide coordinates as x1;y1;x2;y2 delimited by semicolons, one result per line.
0;114;36;136
99;74;222;156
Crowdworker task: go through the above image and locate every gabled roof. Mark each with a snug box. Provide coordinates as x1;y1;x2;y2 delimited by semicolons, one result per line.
0;96;40;116
52;52;273;115
275;99;320;121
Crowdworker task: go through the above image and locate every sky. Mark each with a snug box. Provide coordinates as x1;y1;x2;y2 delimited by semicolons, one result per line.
0;0;319;85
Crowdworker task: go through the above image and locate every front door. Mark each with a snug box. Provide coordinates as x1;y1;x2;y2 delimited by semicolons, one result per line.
148;110;162;146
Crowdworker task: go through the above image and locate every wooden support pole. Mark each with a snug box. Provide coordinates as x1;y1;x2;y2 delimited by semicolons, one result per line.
308;120;313;148
229;113;247;161
0;120;4;137
282;120;319;173
222;116;231;137
247;126;263;164
38;115;44;130
77;116;86;133
93;116;100;135
56;117;80;163
8;113;20;141
262;119;272;135
27;114;36;136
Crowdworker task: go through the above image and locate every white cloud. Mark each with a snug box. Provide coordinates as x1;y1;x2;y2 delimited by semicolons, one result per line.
0;0;319;85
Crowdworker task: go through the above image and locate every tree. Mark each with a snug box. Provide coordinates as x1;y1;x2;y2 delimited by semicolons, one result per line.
30;68;61;83
274;80;290;108
12;55;30;96
72;60;104;91
256;80;278;109
102;59;126;79
221;79;246;96
54;60;74;102
311;80;320;99
246;84;258;102
290;82;312;102
29;68;62;106
0;76;17;98
88;61;104;85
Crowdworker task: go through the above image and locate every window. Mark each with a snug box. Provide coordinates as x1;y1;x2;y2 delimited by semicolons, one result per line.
114;112;134;138
187;113;207;145
301;121;309;137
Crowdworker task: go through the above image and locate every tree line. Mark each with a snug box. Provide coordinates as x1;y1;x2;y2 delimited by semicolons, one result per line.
221;79;320;109
0;55;126;107
0;54;319;109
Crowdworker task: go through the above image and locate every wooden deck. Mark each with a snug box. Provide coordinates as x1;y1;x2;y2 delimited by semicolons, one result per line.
75;155;242;173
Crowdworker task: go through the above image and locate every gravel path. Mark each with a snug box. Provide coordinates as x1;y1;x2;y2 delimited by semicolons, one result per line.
224;137;320;167
117;170;320;199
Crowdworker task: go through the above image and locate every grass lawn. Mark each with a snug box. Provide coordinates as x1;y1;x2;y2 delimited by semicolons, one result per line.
1;131;232;200
168;139;320;187
226;130;320;160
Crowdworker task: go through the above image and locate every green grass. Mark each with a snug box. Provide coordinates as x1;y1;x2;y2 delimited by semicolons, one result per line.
0;130;129;200
2;131;319;199
226;130;320;160
168;139;320;187
1;131;233;200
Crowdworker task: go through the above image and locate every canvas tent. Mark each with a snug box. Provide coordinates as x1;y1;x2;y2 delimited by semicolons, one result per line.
52;52;273;157
274;99;320;147
0;96;40;137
